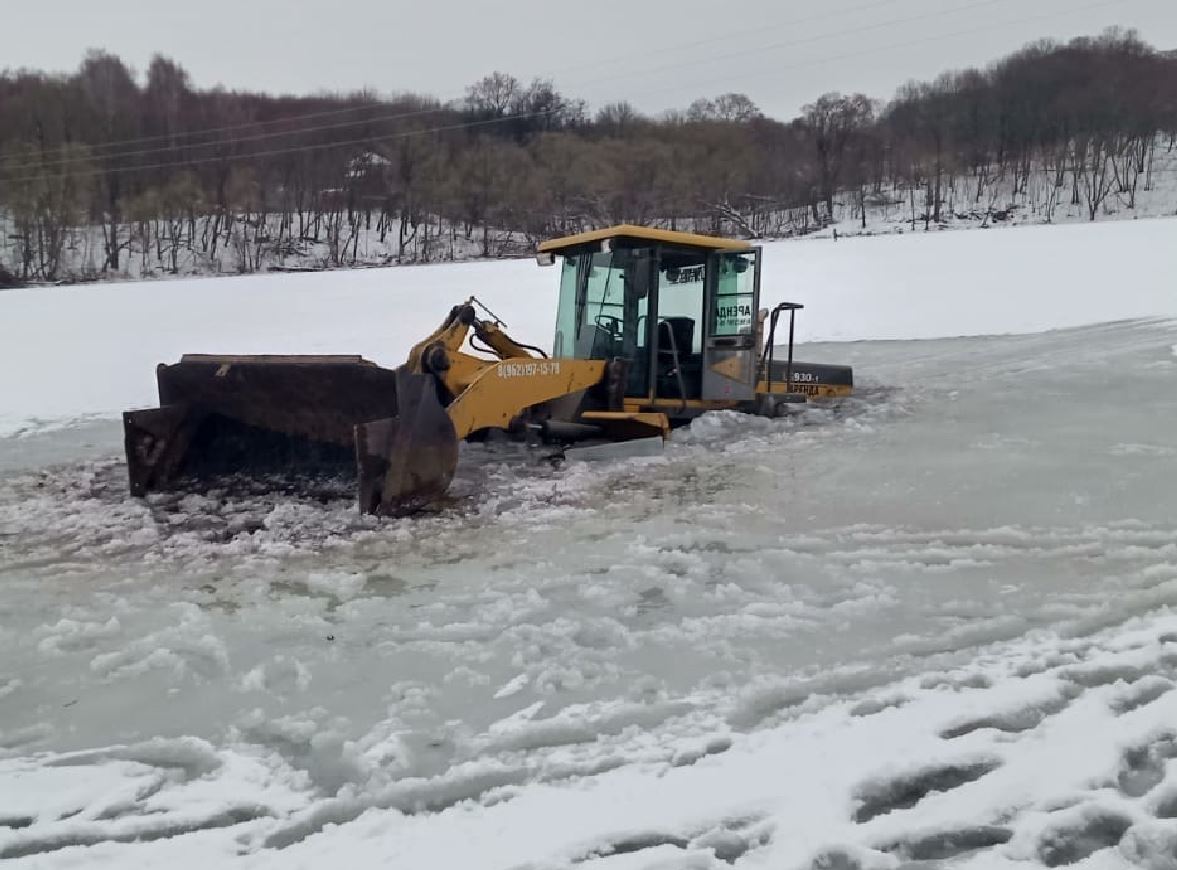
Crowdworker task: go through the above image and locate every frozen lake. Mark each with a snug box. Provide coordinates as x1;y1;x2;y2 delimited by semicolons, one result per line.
5;217;1177;867
3;311;1177;867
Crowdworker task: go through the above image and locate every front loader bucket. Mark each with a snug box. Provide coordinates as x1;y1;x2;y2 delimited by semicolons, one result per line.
124;354;402;500
124;355;461;515
354;370;459;515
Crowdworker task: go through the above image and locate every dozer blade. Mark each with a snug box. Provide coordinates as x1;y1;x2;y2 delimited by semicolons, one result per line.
124;354;401;497
354;370;459;515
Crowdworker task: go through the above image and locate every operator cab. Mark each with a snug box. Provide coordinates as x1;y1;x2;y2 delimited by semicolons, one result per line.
538;225;761;412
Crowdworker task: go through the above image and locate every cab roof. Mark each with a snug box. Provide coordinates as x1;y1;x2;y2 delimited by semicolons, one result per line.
536;224;753;256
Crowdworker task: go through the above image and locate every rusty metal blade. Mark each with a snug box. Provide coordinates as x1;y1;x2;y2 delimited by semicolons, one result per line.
123;403;195;495
124;356;460;513
156;356;400;448
124;356;400;494
354;370;458;515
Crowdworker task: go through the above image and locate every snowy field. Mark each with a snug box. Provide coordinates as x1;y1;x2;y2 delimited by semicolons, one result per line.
2;218;1176;440
3;219;1177;868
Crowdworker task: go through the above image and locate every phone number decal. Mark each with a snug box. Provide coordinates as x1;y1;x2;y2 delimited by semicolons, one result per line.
498;361;562;378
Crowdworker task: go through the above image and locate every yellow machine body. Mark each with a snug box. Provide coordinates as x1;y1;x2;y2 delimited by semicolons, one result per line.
122;226;851;514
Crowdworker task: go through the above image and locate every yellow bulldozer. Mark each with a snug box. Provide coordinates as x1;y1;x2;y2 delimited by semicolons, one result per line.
123;225;853;514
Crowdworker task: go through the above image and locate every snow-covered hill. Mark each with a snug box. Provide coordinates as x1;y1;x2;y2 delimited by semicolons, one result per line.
809;140;1177;240
3;141;1176;285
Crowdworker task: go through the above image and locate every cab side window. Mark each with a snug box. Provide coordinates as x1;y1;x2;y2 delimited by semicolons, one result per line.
713;253;756;336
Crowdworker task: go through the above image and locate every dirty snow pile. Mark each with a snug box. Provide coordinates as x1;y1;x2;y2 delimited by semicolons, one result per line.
2;218;1177;869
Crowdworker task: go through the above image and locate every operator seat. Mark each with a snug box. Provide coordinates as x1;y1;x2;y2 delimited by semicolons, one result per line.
657;317;698;399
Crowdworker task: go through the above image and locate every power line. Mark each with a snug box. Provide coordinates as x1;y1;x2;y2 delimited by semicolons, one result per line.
1;109;561;185
623;0;1132;103
0;0;1141;186
558;0;1020;93
0;0;1016;172
79;99;436;152
24;0;911;160
549;0;909;77
2;103;458;173
1;0;1103;174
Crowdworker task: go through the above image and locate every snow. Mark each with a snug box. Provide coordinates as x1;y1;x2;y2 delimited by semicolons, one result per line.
10;612;1177;867
814;139;1177;240
0;212;496;283
2;218;1177;438
3;217;1177;867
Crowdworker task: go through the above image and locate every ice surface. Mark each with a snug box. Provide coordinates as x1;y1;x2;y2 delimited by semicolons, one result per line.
3;221;1177;867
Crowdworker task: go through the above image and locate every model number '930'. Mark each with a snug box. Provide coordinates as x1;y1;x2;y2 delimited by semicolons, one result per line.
498;361;562;378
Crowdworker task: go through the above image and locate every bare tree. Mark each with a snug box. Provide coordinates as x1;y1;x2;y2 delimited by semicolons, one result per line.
801;93;875;222
594;102;644;137
464;72;519;118
1078;134;1119;220
77;50;140;271
688;93;762;123
1;142;92;281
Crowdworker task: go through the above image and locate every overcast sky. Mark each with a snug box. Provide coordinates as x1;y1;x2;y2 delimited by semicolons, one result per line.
5;0;1176;119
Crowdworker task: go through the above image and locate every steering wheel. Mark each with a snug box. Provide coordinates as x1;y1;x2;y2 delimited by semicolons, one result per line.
594;314;622;337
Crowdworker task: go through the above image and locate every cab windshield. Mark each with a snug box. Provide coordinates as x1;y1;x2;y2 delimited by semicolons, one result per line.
553;249;652;394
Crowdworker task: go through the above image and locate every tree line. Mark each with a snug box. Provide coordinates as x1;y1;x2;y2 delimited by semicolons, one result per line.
1;27;1175;284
